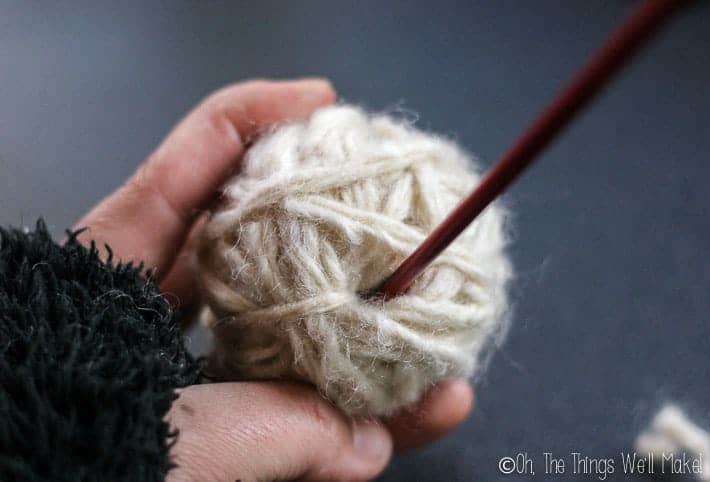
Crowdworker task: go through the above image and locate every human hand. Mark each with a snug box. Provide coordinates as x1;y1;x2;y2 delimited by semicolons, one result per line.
75;79;474;481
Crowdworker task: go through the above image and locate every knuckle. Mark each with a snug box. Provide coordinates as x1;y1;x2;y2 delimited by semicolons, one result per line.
121;168;158;204
294;388;351;450
296;387;343;429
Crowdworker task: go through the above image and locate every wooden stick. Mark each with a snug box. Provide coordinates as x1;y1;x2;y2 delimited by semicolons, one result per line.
377;0;688;300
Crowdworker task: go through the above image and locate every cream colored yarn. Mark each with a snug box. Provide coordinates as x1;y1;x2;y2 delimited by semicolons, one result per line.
636;405;710;480
197;105;511;415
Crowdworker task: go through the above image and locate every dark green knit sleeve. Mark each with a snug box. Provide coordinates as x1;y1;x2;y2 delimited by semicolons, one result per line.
0;221;200;482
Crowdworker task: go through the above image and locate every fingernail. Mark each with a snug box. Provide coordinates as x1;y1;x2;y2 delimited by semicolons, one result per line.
352;418;392;462
292;77;336;101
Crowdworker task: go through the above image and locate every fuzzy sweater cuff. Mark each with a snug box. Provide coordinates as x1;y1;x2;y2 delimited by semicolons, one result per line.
0;221;199;482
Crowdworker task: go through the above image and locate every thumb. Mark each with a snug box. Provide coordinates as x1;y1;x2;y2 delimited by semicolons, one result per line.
165;382;393;482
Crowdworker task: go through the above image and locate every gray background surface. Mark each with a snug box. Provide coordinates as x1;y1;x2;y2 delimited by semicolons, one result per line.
1;1;708;480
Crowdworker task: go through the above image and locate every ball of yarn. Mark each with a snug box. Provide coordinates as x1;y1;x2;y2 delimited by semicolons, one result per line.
198;105;511;415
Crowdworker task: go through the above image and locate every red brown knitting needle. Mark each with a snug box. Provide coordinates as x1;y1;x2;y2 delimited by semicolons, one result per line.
376;0;687;300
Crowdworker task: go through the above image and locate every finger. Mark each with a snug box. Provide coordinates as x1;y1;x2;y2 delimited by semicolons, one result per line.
166;382;392;482
74;78;336;276
386;379;474;451
159;214;206;311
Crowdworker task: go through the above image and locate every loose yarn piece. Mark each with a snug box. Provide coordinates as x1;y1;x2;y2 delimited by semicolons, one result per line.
636;405;710;481
198;105;511;415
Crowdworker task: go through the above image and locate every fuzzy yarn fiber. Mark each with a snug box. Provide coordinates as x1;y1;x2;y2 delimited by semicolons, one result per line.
636;405;710;481
198;105;511;415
